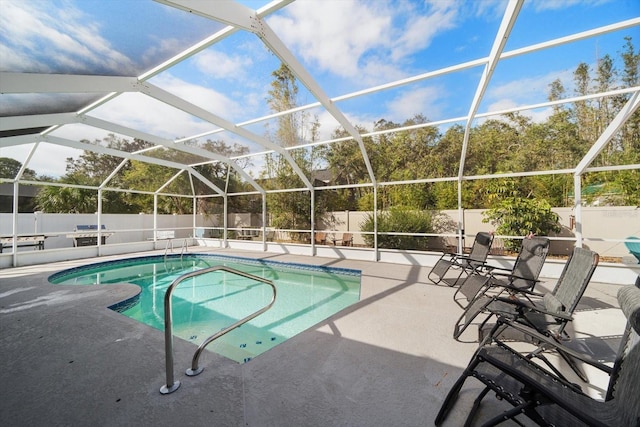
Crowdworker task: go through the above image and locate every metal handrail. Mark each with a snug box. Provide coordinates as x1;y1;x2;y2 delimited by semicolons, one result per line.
179;238;188;258
160;266;276;395
163;239;173;261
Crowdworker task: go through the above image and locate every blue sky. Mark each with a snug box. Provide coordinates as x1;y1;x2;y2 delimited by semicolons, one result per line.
1;0;639;177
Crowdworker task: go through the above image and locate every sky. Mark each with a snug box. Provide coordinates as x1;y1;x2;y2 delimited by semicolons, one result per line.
1;0;639;178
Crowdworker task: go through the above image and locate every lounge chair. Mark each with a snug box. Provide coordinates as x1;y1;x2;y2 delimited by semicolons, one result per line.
427;232;494;286
435;281;640;427
453;246;599;381
452;236;550;309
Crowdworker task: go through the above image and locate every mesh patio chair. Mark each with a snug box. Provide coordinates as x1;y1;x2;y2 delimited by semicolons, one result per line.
453;236;550;309
453;247;598;381
427;232;494;287
435;282;640;427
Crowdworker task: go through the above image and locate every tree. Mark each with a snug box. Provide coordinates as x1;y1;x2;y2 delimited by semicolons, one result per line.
262;63;324;239
0;157;37;180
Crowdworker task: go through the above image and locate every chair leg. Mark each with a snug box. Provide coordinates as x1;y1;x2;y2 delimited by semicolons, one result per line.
479;401;537;427
434;364;478;425
463;386;491;427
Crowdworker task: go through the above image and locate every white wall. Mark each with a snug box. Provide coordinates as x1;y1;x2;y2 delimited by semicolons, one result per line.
2;206;639;260
317;207;640;260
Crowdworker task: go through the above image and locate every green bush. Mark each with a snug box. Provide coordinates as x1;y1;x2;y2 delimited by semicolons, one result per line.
482;197;561;251
360;207;436;250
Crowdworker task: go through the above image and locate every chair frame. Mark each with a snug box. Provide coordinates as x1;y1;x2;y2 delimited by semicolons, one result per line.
436;282;640;427
452;236;550;309
427;232;494;287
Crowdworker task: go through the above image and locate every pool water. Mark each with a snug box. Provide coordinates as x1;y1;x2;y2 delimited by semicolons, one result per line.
49;254;361;363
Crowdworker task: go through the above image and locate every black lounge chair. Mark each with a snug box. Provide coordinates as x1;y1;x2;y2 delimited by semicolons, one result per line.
435;281;640;427
427;232;494;287
453;236;550;309
453;247;598;382
453;246;598;342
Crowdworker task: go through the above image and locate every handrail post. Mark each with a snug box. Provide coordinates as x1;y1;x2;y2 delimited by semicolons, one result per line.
160;286;180;394
159;266;276;395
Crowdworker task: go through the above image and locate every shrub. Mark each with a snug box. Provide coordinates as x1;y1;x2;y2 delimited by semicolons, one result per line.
482;197;561;251
360;207;436;250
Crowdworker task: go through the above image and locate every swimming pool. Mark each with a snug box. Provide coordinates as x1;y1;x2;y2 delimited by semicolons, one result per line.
49;254;361;363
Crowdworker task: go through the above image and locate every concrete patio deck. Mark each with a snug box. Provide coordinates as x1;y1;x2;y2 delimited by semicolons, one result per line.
0;248;632;426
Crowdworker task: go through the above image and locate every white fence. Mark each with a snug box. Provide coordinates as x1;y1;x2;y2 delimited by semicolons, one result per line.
1;206;639;260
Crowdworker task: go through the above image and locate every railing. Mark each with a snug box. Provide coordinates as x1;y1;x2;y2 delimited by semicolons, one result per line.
163;239;173;261
163;238;188;262
160;266;277;394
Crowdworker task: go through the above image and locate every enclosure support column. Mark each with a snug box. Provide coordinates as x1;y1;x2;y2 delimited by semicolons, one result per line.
11;181;19;267
573;175;582;248
311;190;316;256
262;194;267;251
457;180;464;253
192;196;197;238
223;195;228;248
97;188;103;256
153;194;158;242
373;185;378;261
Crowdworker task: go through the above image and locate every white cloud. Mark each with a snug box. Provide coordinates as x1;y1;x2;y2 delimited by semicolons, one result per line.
391;1;458;61
529;0;611;12
268;1;391;78
192;50;254;81
485;68;576;112
152;73;245;118
267;0;463;84
385;86;445;122
87;92;213;140
0;0;135;74
0;142;82;178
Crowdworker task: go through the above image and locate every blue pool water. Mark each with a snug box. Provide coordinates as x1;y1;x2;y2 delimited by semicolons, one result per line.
49;254;361;363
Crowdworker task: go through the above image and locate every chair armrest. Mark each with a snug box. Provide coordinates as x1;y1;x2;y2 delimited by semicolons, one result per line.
492;316;614;374
490;296;574;321
489;272;542;292
490;271;542;283
491;283;545;298
484;265;512;272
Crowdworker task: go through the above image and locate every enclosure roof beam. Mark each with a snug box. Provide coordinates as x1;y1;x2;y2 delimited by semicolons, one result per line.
0;113;77;132
41;135;225;196
176;17;640;144
0;72;139;94
457;0;523;180
255;18;377;186
140;81;313;189
80;115;265;195
158;0;363;188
